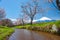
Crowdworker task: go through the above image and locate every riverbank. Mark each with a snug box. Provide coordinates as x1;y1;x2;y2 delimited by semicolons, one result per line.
0;20;60;40
1;27;60;40
0;27;14;40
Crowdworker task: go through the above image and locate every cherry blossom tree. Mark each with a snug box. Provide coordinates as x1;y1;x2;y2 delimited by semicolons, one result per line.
0;8;6;20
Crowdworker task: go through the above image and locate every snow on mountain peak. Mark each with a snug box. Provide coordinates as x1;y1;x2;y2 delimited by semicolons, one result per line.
39;17;52;20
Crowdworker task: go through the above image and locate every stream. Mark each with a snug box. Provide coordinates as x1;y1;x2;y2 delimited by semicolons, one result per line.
9;29;60;40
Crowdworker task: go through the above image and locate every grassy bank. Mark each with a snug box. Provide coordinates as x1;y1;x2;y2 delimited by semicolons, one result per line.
0;27;14;40
15;20;60;28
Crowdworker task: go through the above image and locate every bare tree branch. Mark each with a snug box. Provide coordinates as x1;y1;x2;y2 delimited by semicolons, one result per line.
48;0;59;10
21;0;41;25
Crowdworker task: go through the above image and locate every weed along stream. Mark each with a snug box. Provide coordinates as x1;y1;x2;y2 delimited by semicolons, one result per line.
9;29;60;40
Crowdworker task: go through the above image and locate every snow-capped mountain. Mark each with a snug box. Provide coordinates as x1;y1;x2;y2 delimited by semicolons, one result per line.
39;17;52;21
33;17;54;22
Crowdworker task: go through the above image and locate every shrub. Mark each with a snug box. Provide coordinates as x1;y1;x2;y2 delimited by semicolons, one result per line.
27;26;33;30
20;26;26;29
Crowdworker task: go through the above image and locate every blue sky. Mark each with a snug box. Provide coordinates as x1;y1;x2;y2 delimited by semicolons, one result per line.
0;0;60;20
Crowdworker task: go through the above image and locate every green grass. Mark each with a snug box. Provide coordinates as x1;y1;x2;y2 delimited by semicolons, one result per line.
15;20;60;29
0;27;14;40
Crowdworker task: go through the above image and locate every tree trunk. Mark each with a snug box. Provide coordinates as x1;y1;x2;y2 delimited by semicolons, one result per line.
30;18;33;25
22;19;24;26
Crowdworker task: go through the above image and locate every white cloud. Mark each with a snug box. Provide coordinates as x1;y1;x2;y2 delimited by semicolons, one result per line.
9;18;17;21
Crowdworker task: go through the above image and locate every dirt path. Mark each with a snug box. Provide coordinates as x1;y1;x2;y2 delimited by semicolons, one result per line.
9;29;60;40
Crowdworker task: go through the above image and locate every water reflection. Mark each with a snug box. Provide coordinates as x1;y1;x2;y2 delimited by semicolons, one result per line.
9;29;60;40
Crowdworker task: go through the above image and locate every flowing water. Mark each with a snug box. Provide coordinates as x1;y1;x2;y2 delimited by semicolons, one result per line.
9;29;60;40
